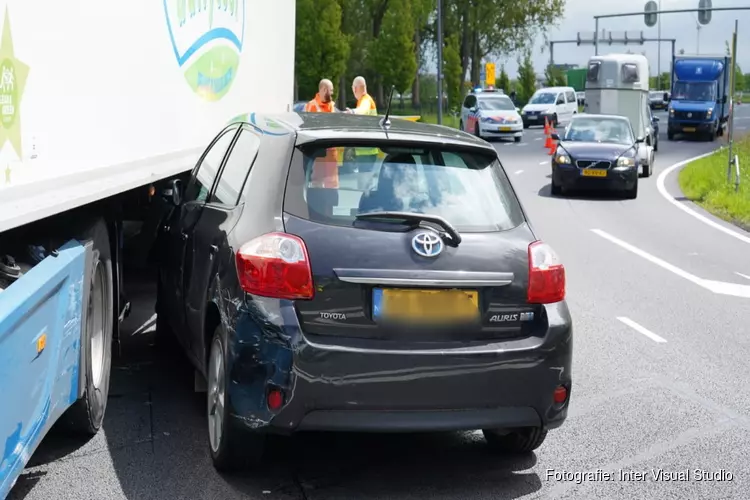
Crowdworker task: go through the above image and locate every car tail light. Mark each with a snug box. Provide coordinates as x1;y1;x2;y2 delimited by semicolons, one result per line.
235;232;314;300
527;241;565;304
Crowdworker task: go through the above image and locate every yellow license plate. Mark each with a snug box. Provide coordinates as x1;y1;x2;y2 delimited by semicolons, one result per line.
683;127;696;132
499;126;512;131
581;169;607;177
375;288;479;323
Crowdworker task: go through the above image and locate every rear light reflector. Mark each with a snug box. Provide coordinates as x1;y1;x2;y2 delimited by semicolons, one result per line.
267;388;284;411
553;385;568;404
527;240;565;304
235;232;314;300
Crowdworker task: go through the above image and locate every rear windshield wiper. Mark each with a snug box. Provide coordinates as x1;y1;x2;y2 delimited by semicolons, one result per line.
354;211;462;246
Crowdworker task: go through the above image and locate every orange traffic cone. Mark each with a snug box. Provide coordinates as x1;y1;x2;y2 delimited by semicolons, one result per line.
544;134;555;150
543;117;551;135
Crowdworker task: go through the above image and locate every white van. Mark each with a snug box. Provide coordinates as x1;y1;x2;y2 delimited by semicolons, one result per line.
521;86;578;128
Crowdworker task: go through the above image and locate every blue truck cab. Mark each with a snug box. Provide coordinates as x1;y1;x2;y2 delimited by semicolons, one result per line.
667;55;731;141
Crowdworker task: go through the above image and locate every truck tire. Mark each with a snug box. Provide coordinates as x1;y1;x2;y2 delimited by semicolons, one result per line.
667;130;675;141
64;218;114;436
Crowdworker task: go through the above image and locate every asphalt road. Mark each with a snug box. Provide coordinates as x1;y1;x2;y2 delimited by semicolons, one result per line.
9;107;750;500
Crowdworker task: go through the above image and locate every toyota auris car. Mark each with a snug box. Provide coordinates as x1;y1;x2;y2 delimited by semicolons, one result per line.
550;114;644;199
155;111;573;470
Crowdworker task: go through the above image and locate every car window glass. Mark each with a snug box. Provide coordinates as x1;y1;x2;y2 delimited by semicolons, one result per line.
529;92;556;105
566;91;576;103
587;61;600;82
463;96;473;108
210;129;261;205
478;97;516;111
555;94;565;105
622;63;639;83
284;145;525;233
563;118;633;144
185;129;236;203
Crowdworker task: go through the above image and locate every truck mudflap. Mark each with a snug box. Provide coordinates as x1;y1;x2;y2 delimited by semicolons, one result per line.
0;240;90;499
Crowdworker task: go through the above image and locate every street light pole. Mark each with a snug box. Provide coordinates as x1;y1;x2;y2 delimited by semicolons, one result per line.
436;0;443;125
657;0;662;89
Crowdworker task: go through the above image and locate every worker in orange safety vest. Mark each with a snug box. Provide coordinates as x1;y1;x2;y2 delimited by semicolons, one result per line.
345;76;379;189
304;79;342;190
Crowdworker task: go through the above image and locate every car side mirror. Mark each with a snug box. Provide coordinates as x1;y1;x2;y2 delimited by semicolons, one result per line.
635;136;645;143
516;107;521;113
162;179;183;206
653;116;660;122
550;133;560;140
470;106;478;112
663;92;670;102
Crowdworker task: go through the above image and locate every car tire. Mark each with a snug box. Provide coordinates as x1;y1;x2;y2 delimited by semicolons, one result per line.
514;136;522;143
667;130;675;141
625;178;639;199
63;218;114;436
523;122;529;129
654;137;659;152
459;120;464;132
550;179;562;196
483;427;548;454
208;324;266;472
474;122;481;139
552;114;559;128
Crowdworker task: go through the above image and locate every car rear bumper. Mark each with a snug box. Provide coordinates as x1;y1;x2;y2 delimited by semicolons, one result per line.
553;165;637;191
227;301;573;434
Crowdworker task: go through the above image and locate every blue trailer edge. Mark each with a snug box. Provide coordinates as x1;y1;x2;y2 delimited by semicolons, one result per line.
0;240;92;498
667;55;731;141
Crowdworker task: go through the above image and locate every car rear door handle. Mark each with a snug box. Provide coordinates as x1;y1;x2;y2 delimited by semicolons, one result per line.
209;245;219;255
180;232;188;241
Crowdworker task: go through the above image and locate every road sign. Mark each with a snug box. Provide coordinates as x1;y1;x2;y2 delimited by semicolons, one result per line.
485;62;496;86
644;1;658;27
698;0;712;25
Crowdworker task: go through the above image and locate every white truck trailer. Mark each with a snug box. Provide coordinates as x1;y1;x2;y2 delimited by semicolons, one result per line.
0;1;295;496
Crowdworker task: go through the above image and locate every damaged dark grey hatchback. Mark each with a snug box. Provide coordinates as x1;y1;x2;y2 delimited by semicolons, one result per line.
155;112;573;471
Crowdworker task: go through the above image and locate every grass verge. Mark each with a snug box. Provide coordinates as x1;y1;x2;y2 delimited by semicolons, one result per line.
678;134;750;232
418;113;460;129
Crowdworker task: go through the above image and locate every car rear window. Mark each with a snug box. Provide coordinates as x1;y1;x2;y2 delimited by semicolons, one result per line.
283;144;525;232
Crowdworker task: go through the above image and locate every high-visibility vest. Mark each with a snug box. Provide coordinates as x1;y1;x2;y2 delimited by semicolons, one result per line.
305;94;335;113
355;94;378;156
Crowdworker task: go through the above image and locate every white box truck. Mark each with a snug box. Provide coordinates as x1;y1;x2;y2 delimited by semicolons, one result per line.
0;1;295;496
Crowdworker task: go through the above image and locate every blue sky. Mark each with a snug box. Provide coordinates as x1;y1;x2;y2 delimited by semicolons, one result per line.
496;0;750;78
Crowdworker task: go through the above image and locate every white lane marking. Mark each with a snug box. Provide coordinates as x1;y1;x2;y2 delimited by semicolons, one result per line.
617;317;667;343
504;142;513;146
735;272;750;281
514;170;523;175
657;152;750;245
539;161;548;165
591;228;750;298
535;137;543;141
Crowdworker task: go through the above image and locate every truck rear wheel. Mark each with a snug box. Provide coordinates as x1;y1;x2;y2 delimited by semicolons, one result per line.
64;218;114;436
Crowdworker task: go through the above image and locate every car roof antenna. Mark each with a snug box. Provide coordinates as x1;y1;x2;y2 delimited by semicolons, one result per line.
380;85;396;130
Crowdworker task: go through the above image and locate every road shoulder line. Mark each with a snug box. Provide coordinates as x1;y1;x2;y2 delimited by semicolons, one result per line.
656;151;750;245
616;317;667;343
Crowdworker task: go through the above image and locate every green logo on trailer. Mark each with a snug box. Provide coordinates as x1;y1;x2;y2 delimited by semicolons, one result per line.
0;7;29;184
164;0;245;101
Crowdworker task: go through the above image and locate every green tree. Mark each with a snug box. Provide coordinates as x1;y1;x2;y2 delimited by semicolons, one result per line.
516;49;537;105
371;0;418;99
725;40;744;93
411;0;436;108
295;0;350;101
497;65;510;93
544;64;565;87
443;34;463;113
438;0;565;85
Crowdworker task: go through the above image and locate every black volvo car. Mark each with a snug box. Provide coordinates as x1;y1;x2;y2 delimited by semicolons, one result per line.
155;111;573;470
550;114;644;199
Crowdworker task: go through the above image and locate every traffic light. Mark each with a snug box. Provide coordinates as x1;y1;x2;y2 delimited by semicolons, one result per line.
698;0;712;25
644;0;657;28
